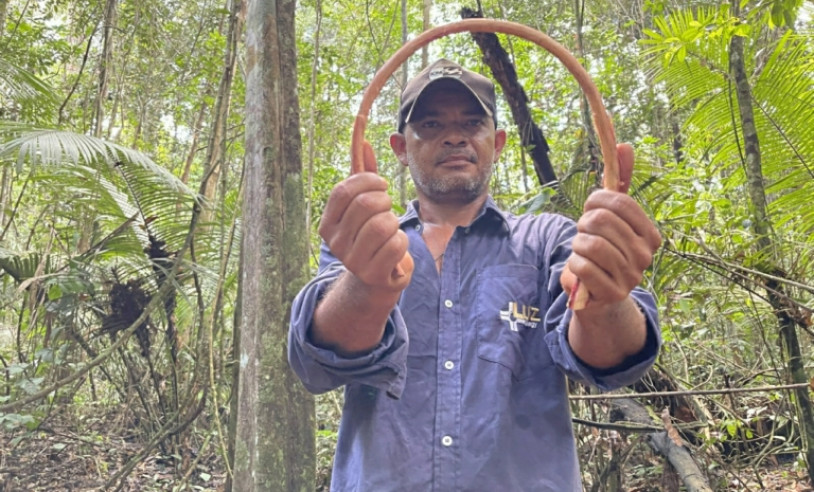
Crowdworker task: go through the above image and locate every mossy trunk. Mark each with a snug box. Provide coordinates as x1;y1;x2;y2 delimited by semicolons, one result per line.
728;16;814;481
232;0;315;489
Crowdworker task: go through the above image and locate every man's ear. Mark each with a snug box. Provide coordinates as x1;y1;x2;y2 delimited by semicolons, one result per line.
494;129;507;160
389;133;409;166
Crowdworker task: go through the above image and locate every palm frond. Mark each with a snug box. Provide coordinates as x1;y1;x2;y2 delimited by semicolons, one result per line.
0;122;195;197
640;6;814;297
0;252;53;283
0;61;58;107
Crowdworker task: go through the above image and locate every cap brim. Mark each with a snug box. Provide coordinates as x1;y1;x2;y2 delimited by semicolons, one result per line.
401;78;493;131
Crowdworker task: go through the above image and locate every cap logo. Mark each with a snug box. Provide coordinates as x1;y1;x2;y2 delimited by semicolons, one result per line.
428;66;463;80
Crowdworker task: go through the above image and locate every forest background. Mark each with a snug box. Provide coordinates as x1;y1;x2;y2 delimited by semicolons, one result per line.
0;0;812;490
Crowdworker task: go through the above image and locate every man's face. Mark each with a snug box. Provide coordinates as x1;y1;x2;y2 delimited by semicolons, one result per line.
390;83;506;205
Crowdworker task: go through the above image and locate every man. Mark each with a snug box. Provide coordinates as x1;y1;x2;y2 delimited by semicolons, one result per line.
289;58;662;491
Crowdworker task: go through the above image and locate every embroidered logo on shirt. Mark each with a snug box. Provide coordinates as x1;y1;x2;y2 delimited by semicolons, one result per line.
499;302;541;331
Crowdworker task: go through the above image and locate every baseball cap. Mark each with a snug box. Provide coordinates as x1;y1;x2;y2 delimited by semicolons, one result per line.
398;59;497;132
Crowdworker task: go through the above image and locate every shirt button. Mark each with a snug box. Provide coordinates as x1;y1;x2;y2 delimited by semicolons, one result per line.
414;224;421;231
464;227;470;234
441;435;453;446
444;360;454;370
444;299;453;308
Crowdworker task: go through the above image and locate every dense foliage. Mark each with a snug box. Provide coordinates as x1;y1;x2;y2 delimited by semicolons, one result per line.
0;0;811;490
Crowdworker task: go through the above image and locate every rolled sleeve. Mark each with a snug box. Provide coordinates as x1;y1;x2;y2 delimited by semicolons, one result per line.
288;264;409;399
545;288;660;391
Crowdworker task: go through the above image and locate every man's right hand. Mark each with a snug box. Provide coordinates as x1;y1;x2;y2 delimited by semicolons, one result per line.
318;141;414;292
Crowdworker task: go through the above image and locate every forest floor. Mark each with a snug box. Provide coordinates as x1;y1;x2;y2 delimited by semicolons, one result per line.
0;406;810;491
0;406;225;492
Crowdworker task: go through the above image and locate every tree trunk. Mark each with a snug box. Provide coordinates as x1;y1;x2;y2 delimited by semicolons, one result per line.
200;0;243;225
225;242;244;492
94;0;117;139
78;0;118;254
397;0;409;208
728;5;814;480
573;0;601;181
181;100;209;186
232;0;315;489
422;0;430;67
0;0;9;39
460;8;557;188
0;167;8;228
305;0;322;258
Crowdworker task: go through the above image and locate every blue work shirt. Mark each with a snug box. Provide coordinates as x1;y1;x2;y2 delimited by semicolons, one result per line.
289;197;660;491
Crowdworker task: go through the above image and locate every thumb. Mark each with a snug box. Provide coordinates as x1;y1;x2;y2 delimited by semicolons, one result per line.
560;261;577;296
615;143;634;194
363;140;378;174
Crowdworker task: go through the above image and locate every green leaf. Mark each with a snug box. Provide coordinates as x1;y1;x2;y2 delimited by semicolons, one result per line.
47;283;62;300
725;420;738;437
733;24;751;37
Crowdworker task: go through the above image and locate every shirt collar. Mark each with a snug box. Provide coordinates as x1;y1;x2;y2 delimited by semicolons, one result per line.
399;196;510;232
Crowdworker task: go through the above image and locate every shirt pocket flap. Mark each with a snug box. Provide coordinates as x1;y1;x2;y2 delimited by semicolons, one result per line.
475;264;550;379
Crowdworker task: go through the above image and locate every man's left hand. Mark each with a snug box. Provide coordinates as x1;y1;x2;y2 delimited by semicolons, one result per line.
560;143;662;305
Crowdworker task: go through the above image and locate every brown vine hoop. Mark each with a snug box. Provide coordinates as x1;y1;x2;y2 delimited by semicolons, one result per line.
350;18;621;310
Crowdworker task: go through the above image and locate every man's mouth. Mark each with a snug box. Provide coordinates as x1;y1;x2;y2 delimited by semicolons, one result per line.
438;154;475;166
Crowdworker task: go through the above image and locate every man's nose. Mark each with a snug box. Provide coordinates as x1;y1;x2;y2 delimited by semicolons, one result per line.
442;124;468;146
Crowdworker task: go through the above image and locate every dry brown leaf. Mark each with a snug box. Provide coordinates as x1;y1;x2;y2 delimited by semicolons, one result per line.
661;407;686;448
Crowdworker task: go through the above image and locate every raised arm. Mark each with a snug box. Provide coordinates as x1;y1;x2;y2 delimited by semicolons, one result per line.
310;141;414;356
560;143;662;368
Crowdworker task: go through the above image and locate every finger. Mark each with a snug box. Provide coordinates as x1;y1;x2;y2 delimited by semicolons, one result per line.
350;227;410;287
319;174;388;229
571;232;644;291
577;208;656;270
616;143;634;194
566;253;629;304
341;192;395;249
363;140;378;174
560;262;578;296
325;192;394;259
583;192;662;252
369;230;411;287
342;210;402;272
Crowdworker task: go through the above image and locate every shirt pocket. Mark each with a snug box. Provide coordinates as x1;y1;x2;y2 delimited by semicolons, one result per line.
475;264;551;380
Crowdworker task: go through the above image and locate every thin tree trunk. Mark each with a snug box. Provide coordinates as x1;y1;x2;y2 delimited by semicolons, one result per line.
397;0;409;208
181;100;210;186
0;0;9;39
200;0;243;225
728;5;814;480
422;0;431;66
573;0;600;181
95;0;117;139
106;8;138;141
233;0;315;488
305;0;322;258
80;0;117;254
461;8;557;188
225;235;244;492
0;167;8;228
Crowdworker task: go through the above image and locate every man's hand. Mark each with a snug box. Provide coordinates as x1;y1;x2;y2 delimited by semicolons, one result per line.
318;140;414;292
311;142;413;355
560;143;661;368
560;143;661;305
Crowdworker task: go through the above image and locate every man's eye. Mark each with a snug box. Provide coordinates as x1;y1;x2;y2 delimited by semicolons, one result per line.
421;120;440;128
466;119;484;127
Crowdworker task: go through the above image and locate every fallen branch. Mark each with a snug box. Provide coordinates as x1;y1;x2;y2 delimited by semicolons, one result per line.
572;416;705;433
570;381;811;400
612;398;713;492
